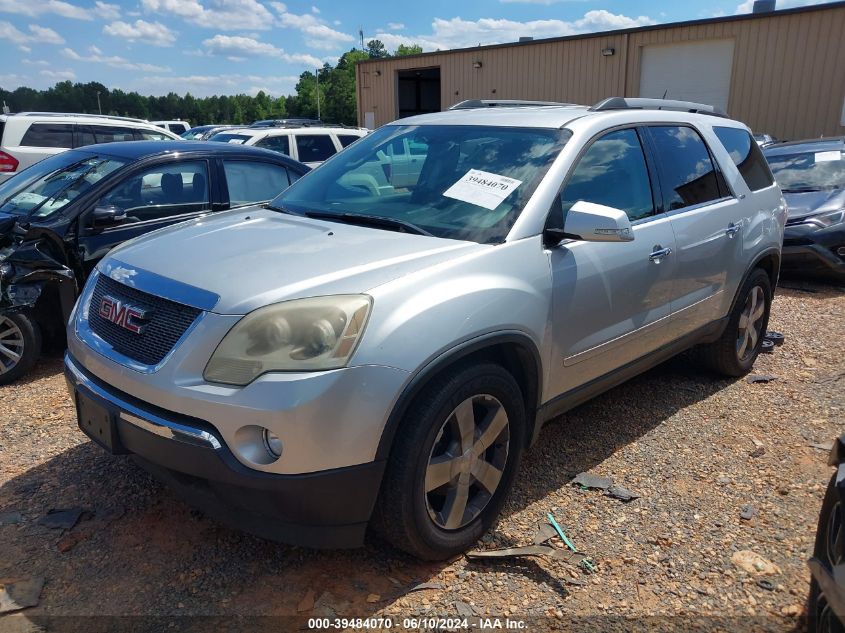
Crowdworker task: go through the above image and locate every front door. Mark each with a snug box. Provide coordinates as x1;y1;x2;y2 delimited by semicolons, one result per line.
546;127;677;397
76;159;213;276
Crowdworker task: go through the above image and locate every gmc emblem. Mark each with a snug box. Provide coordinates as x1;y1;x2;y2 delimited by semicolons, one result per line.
98;295;151;334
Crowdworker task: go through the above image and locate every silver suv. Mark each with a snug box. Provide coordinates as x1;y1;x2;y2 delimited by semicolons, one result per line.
64;98;787;559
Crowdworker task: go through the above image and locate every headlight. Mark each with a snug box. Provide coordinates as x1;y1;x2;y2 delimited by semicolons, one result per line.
204;295;372;385
805;209;845;228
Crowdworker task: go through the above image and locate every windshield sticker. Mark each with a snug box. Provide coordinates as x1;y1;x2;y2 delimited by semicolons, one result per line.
443;169;523;211
815;151;842;163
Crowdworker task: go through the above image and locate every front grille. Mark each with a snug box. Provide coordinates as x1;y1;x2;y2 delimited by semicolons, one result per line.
88;274;202;366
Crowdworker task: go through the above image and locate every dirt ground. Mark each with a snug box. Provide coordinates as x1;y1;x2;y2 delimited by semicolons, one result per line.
0;280;843;632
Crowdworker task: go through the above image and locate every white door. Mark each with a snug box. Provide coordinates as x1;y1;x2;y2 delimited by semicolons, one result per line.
639;39;735;112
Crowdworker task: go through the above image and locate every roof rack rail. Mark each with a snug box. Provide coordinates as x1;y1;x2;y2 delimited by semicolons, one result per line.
14;111;150;124
589;97;728;117
449;99;577;110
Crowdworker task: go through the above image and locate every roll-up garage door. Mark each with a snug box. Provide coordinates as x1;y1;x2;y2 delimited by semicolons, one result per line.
639;39;735;112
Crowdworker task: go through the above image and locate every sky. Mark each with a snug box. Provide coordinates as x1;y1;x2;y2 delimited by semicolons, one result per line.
0;0;835;98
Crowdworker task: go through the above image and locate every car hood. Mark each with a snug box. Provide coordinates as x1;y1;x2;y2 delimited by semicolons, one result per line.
105;207;484;314
782;188;845;220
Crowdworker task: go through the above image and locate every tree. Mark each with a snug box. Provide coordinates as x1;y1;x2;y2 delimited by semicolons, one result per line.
366;39;388;58
395;43;423;56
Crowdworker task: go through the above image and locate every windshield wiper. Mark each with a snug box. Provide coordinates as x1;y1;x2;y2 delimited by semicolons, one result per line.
303;210;433;236
265;202;303;215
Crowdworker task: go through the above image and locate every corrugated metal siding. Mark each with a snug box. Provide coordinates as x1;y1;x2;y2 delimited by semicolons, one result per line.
358;4;845;139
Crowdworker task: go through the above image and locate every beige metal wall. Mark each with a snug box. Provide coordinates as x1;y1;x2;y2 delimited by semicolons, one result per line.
356;4;845;140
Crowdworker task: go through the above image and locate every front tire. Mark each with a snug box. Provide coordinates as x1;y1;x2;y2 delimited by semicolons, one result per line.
373;362;526;560
701;268;772;377
0;312;41;385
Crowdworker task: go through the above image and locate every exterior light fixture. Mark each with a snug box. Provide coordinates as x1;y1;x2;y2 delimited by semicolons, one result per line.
374;70;382;76
473;61;483;68
601;48;615;56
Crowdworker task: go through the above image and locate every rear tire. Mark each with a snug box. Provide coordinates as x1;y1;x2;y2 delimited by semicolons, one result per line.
0;312;42;385
700;268;772;377
372;362;526;560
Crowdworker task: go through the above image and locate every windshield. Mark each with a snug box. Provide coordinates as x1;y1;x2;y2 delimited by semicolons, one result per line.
0;151;127;218
766;149;845;191
210;132;252;144
270;124;569;243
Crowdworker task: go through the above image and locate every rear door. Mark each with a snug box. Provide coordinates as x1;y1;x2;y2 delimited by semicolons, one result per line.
546;127;678;396
643;124;746;335
76;158;216;275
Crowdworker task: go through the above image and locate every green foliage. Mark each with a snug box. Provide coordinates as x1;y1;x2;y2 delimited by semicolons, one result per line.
395;43;423;56
366;39;388;58
0;43;422;127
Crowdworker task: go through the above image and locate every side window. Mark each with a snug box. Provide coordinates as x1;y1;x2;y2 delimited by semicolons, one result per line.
135;129;171;141
223;160;291;207
647;126;723;210
559;128;655;222
713;126;775;192
91;126;136;144
295;134;337;163
338;135;361;148
76;125;96;148
20;123;73;149
254;135;290;155
94;160;210;223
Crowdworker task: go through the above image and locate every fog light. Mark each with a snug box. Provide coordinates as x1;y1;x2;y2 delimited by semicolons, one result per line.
263;428;283;458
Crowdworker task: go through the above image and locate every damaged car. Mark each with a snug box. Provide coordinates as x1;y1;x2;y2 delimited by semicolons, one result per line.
0;141;308;383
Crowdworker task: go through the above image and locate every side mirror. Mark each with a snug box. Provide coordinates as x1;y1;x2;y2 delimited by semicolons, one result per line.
561;200;634;243
91;205;127;227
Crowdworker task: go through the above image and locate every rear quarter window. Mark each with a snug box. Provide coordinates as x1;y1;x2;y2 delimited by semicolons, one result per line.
295;134;337;162
713;126;775;192
21;123;74;149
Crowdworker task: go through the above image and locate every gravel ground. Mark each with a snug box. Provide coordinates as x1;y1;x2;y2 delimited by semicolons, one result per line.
0;280;843;632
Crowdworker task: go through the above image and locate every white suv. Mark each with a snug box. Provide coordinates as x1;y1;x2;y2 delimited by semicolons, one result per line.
208;125;368;167
0;113;181;183
64;98;787;559
152;120;191;135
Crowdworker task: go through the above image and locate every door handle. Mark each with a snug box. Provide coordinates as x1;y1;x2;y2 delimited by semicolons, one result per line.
649;246;672;262
726;222;741;238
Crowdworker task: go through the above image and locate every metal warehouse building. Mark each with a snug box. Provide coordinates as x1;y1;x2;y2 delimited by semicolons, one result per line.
356;1;845;140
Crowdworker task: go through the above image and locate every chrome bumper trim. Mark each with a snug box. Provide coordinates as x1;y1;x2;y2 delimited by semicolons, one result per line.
65;352;222;450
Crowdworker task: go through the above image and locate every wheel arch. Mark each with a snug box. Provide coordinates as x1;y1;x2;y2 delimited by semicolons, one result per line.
727;248;781;318
374;331;543;461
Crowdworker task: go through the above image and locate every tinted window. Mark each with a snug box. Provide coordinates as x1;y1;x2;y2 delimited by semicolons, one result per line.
714;127;774;192
136;129;172;141
76;126;96;148
254;135;290;155
648;126;723;210
223;160;290;206
91;126;136;144
295;134;337;162
94;160;209;223
338;135;361;148
560;128;654;222
21;123;73;149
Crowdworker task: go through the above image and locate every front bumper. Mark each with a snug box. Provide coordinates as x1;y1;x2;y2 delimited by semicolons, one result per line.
64;352;385;548
781;223;845;280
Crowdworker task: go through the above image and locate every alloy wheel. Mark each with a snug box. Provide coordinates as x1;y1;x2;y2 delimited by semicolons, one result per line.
736;285;766;362
424;394;510;530
0;316;24;375
815;500;845;633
